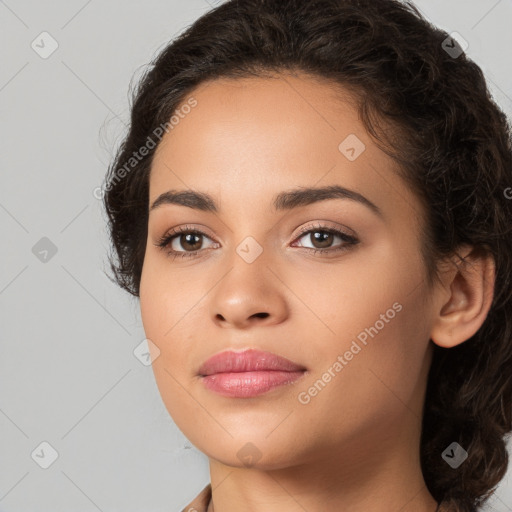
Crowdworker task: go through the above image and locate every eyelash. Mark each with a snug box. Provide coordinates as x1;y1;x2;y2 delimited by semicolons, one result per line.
155;223;359;261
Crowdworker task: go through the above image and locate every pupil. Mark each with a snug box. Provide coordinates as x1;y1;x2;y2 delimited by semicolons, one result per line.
183;233;201;250
313;231;332;248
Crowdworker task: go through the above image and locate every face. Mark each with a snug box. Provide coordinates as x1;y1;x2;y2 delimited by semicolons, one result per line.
139;72;437;471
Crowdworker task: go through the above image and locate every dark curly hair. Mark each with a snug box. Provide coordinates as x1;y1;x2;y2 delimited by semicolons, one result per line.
102;1;512;510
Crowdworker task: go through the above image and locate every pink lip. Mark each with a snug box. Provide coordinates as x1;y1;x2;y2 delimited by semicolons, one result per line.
198;349;307;398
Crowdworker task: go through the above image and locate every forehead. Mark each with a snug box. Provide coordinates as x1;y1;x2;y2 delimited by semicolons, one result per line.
154;72;361;165
149;72;420;224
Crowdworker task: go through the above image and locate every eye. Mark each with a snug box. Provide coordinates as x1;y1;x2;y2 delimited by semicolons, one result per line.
291;223;359;255
155;225;218;259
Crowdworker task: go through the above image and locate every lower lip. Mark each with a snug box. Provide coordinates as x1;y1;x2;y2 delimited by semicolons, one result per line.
201;370;306;398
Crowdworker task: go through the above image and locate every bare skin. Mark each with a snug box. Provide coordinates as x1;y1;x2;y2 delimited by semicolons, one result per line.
139;72;495;512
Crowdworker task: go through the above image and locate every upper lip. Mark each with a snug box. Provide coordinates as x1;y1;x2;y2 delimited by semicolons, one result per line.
198;349;307;376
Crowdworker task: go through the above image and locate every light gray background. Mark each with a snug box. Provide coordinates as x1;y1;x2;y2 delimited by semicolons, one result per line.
1;1;511;511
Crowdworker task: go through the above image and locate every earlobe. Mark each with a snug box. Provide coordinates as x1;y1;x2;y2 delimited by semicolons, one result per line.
430;246;495;349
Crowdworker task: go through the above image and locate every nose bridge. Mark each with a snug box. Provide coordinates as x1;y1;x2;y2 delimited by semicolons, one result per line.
218;199;275;267
224;233;272;298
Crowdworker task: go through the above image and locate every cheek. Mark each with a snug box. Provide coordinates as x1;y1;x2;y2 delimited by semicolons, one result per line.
139;259;205;430
139;253;211;380
139;253;199;342
295;238;431;397
140;257;185;378
286;236;425;343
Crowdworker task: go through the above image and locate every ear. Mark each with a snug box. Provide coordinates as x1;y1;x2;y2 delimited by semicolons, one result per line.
430;245;495;348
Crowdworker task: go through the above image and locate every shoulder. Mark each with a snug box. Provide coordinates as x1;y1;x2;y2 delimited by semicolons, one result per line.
180;483;212;512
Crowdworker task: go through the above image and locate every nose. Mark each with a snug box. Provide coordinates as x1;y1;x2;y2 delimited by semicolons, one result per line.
209;257;289;330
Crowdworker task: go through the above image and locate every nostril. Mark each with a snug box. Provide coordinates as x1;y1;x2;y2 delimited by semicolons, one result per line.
252;312;269;319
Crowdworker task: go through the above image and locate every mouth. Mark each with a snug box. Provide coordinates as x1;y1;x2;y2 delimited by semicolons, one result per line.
198;349;307;398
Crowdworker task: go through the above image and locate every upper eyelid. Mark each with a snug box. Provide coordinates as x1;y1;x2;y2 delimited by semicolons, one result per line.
294;221;355;237
165;224;216;238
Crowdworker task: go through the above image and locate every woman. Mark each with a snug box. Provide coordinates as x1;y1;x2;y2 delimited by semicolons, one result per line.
102;1;512;510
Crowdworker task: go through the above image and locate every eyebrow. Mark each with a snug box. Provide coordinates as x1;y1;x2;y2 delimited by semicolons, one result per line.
149;185;382;218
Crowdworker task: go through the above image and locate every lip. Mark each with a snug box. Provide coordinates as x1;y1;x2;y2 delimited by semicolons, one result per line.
198;349;307;398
